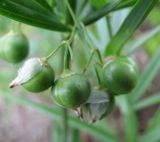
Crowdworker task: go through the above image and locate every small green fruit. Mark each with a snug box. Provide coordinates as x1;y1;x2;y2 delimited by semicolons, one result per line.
52;73;91;108
23;65;55;93
10;58;55;93
102;56;139;95
0;31;29;63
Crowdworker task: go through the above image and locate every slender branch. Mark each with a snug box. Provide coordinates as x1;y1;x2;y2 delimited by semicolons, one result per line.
65;0;79;27
11;21;21;33
65;0;105;81
45;26;76;61
83;48;103;73
77;0;88;16
61;31;75;141
95;48;103;64
45;42;65;61
63;28;75;70
67;26;76;44
106;15;113;39
63;46;70;70
63;109;68;142
94;66;102;85
65;0;77;24
83;50;95;73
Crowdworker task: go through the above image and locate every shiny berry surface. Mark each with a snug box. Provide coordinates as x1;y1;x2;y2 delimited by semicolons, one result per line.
52;74;91;108
103;57;139;95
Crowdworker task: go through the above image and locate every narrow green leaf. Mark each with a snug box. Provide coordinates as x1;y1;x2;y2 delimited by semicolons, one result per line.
0;0;70;32
52;121;63;142
34;0;53;12
129;49;160;104
10;0;53;16
104;0;158;56
68;0;77;12
140;127;160;142
124;26;160;55
47;0;56;7
70;128;81;142
94;120;117;137
65;0;77;24
115;0;137;10
90;0;137;9
140;110;160;142
83;0;137;25
2;93;119;142
83;0;124;25
76;0;88;15
147;110;160;130
134;93;160;110
90;0;110;9
116;95;138;142
54;0;66;18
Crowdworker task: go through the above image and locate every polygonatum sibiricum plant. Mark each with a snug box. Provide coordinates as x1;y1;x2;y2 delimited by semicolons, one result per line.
0;0;159;142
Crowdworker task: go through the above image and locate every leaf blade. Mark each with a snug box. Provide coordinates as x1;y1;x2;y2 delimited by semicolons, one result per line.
124;26;160;55
2;93;119;142
0;0;70;32
104;0;158;56
83;0;125;25
129;49;160;104
116;95;138;142
134;93;160;110
140;127;160;142
140;110;160;142
33;0;53;12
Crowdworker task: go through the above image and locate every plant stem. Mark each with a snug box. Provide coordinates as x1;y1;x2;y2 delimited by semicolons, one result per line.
63;109;68;142
11;21;21;33
65;0;76;25
83;48;103;73
71;128;81;142
63;28;75;70
95;48;103;64
83;50;95;73
65;0;105;84
106;15;113;39
77;0;88;16
63;46;71;70
66;0;94;51
94;66;102;85
45;26;76;61
65;0;79;27
45;43;65;61
61;30;75;141
67;26;76;44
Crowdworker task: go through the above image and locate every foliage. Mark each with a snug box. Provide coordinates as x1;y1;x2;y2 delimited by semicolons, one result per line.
0;0;160;142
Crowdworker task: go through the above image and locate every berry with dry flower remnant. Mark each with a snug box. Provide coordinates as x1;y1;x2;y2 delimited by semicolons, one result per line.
76;88;114;123
10;58;55;93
